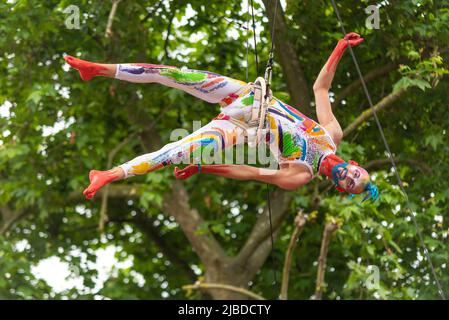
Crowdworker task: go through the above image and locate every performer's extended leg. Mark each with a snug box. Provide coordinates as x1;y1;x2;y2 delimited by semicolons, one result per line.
64;56;246;104
83;120;245;199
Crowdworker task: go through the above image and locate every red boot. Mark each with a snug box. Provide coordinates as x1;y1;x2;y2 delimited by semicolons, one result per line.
83;170;120;200
64;55;109;81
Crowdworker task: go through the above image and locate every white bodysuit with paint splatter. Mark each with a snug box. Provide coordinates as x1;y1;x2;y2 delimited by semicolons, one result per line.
114;64;336;177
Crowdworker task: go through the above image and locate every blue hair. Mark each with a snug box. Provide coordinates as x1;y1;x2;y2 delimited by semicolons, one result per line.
362;182;380;202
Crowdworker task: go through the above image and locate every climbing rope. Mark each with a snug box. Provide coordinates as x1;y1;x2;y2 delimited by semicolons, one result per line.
264;0;279;95
245;0;250;82
329;0;446;300
248;0;280;289
250;0;260;75
264;0;280;289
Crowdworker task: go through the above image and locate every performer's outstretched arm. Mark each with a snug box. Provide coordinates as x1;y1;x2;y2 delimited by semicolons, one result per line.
64;55;246;104
313;32;364;146
174;164;312;190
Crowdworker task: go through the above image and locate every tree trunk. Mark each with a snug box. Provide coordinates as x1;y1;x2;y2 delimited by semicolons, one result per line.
262;0;312;117
204;260;251;299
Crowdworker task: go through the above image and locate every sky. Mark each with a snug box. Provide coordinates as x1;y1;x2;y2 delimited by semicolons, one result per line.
26;242;136;297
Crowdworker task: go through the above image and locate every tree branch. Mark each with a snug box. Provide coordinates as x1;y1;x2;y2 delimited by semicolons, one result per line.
99;132;138;232
333;61;400;109
123;93;164;152
242;219;284;289
280;211;308;300
182;281;266;300
67;178;229;274
343;87;407;137
140;1;164;24
163;9;176;60
365;157;432;174
131;212;197;282
236;190;290;264
224;191;291;295
105;0;122;39
68;184;143;203
0;206;26;235
162;181;228;269
314;217;342;300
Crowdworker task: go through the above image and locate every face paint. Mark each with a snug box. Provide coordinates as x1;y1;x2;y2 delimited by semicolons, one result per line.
332;163;369;194
346;164;370;193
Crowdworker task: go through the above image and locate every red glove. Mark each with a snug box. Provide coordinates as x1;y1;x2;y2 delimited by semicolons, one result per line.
342;32;364;47
174;164;200;180
327;32;364;72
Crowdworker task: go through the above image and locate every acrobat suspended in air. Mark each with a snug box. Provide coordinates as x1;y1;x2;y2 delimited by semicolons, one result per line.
64;32;379;202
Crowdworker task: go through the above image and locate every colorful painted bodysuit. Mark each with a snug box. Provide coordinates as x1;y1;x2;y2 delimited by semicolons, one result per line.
115;64;337;177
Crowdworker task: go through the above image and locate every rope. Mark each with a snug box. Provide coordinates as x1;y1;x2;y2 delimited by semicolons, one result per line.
329;0;446;300
264;0;279;91
248;0;279;289
246;0;250;82
267;0;279;67
266;183;278;286
250;0;260;75
264;0;280;290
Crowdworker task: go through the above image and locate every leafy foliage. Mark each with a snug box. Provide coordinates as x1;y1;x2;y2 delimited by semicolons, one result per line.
0;0;448;299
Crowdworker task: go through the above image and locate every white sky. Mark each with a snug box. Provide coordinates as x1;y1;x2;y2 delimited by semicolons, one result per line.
30;244;136;297
0;100;12;118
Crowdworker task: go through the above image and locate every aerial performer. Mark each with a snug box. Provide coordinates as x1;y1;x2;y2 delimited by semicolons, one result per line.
64;32;378;201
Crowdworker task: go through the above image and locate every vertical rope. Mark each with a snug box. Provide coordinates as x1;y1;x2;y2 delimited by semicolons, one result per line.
266;184;278;287
246;0;250;82
264;0;280;290
265;0;280;290
329;0;446;300
268;0;279;60
250;0;259;75
249;0;279;291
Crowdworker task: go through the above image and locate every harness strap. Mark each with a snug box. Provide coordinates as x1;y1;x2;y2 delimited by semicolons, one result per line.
217;78;271;147
247;77;271;147
249;77;266;126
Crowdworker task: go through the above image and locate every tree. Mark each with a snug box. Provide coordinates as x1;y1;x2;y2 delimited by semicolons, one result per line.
0;0;448;299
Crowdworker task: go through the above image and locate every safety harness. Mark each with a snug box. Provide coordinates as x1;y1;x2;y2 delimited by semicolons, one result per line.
228;54;274;148
246;76;271;147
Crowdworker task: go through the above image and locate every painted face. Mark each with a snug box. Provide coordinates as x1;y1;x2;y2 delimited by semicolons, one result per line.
333;164;370;194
